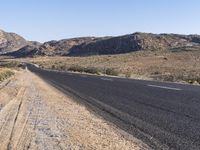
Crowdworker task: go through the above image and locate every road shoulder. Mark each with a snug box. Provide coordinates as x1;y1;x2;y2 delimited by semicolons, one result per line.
0;70;149;150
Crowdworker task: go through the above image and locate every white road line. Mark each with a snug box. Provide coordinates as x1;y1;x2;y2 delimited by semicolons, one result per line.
33;64;39;68
147;84;182;91
100;78;113;81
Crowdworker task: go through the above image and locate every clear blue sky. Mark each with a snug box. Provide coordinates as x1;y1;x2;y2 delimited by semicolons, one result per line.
0;0;199;42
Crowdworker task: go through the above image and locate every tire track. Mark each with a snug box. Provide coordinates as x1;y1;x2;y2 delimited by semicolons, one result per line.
11;82;42;150
0;87;26;150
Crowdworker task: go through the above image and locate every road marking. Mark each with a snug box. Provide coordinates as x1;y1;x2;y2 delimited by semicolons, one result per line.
147;84;182;91
33;64;39;68
100;78;113;81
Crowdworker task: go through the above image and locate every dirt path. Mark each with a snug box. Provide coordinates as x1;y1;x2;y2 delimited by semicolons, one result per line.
0;70;149;150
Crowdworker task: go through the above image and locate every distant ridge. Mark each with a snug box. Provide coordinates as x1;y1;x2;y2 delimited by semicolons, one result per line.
1;29;200;57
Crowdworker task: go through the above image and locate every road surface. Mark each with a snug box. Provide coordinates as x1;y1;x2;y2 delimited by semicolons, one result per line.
27;64;200;150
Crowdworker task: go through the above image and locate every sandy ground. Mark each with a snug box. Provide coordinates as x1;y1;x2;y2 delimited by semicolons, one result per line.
0;70;149;150
2;49;200;85
9;50;200;83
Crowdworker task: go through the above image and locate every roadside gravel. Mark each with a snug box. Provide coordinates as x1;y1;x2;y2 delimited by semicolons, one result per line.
0;70;149;150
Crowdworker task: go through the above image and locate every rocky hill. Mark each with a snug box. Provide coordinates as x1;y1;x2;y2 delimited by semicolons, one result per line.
3;31;200;57
0;29;28;54
6;37;110;57
68;33;200;56
6;45;41;58
38;37;108;56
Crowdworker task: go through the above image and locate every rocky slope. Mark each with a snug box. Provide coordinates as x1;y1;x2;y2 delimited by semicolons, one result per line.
38;37;108;56
68;33;200;56
0;29;41;55
3;31;200;57
0;29;28;53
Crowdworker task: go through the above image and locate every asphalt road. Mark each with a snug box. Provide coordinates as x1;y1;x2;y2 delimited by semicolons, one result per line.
27;64;200;150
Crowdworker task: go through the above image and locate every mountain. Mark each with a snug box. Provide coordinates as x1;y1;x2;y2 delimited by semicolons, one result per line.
0;29;28;54
7;37;110;57
38;37;108;56
5;45;41;58
3;32;200;57
0;29;42;55
68;33;200;56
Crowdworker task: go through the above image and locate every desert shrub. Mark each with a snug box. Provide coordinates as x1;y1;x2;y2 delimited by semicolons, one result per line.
186;79;196;84
59;65;67;70
197;78;200;84
104;68;119;76
0;61;20;68
152;71;160;75
153;74;175;82
125;72;132;78
163;75;175;82
185;77;200;84
68;65;85;72
0;70;14;81
68;65;120;76
84;67;100;74
51;65;56;70
68;65;100;75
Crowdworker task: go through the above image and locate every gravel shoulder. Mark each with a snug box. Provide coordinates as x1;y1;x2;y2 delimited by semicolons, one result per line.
0;70;149;150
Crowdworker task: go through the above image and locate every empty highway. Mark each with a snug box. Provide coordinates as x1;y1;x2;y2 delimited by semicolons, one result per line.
27;64;200;150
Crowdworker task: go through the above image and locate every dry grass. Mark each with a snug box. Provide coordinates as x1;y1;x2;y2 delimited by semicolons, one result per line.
2;50;200;84
0;68;15;82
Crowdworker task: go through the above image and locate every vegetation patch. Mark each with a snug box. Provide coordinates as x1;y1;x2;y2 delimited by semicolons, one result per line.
0;61;21;69
68;65;100;75
67;65;119;76
0;69;15;82
103;68;119;76
152;73;200;85
185;78;200;84
125;72;132;78
14;49;200;84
